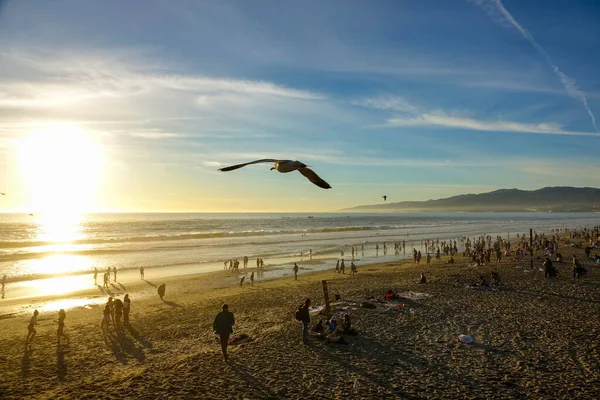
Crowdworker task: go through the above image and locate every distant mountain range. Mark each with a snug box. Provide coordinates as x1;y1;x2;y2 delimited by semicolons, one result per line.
342;187;600;212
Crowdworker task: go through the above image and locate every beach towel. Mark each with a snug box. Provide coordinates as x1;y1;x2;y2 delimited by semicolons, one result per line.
397;292;432;301
228;334;251;345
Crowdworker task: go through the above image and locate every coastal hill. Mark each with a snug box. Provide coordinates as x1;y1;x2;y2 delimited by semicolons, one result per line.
342;186;600;212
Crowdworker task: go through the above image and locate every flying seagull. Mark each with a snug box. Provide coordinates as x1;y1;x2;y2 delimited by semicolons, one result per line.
0;193;5;195
382;195;387;201
218;159;332;189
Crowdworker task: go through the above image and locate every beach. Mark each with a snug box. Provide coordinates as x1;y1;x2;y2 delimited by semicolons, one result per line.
1;237;599;399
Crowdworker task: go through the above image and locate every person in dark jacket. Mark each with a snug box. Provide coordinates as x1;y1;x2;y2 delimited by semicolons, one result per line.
298;298;311;344
157;283;166;300
213;304;235;362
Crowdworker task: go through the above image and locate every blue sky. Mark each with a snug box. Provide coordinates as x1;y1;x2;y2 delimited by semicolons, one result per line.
0;0;599;212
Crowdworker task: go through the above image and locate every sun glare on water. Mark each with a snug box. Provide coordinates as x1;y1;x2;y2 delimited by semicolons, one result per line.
19;126;104;218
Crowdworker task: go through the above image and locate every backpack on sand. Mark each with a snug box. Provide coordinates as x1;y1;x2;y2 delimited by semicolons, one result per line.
295;306;302;321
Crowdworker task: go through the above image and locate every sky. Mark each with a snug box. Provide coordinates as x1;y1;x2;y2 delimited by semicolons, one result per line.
0;0;599;213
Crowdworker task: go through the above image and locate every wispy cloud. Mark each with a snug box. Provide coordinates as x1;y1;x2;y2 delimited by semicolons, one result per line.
386;113;599;136
469;0;598;131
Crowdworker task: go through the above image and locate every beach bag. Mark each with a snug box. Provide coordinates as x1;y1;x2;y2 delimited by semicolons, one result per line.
295;306;302;321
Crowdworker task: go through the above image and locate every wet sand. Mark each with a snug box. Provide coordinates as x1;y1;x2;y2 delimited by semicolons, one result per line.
1;244;599;399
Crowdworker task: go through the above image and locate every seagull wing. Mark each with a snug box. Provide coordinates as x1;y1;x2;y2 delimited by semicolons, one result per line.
218;159;280;172
298;167;332;189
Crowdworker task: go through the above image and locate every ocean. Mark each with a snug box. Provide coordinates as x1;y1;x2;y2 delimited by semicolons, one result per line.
2;212;599;289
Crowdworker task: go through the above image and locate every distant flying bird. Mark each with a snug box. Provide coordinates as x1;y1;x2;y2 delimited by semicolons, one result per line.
29;213;33;217
382;195;387;201
0;193;5;195
218;159;332;189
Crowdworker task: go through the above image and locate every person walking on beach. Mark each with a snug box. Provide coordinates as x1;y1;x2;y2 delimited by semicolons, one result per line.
103;272;109;290
340;259;345;274
239;276;245;287
140;266;145;280
26;310;39;344
292;263;299;280
213;304;235;362
298;298;311;344
334;260;340;273
57;309;68;345
158;283;166;300
113;267;118;283
250;272;254;286
123;294;131;327
243;255;248;269
426;253;431;267
350;262;357;275
93;268;98;285
309;248;313;260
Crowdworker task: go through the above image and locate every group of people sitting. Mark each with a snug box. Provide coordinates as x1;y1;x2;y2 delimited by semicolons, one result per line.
469;271;501;288
312;313;357;344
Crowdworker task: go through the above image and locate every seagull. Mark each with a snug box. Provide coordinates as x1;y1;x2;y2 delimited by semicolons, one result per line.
0;193;5;195
382;195;387;201
218;159;332;189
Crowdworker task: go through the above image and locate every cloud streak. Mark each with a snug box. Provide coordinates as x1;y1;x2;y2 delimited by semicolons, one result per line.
470;0;598;131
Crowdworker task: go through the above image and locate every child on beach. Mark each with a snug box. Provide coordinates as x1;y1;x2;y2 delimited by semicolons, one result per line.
158;283;166;299
57;309;68;345
27;310;39;344
250;272;255;286
418;273;427;284
239;276;245;287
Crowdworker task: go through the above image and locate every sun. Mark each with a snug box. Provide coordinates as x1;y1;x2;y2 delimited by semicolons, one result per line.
18;125;104;216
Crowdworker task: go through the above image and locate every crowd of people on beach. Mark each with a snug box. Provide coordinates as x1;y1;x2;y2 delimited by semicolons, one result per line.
17;225;599;365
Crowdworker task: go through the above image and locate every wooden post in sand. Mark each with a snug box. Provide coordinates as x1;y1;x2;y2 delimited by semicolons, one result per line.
530;229;533;270
322;280;331;314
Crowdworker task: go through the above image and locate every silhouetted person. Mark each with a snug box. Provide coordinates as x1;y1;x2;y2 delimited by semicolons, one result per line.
140;266;145;280
298;298;311;344
350;262;357;275
113;297;123;330
102;303;111;331
157;283;166;299
27;310;39;344
113;267;118;282
250;272;254;286
123;294;131;327
213;304;235;362
239;276;245;287
418;272;427;284
93;268;98;285
544;257;557;278
292;263;299;280
57;309;68;345
490;271;501;286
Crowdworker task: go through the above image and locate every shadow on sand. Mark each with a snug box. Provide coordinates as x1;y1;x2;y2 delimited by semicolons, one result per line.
57;345;67;380
162;299;183;307
102;325;147;364
144;280;157;288
21;344;32;378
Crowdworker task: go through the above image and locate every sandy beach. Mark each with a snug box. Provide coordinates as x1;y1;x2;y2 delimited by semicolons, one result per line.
1;241;599;399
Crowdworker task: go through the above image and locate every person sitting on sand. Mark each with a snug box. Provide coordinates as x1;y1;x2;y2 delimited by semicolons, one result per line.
27;310;39;344
447;256;455;264
476;276;489;287
418;272;427;284
157;283;166;300
312;319;324;334
384;289;399;300
342;314;357;336
555;253;563;263
490;271;501;287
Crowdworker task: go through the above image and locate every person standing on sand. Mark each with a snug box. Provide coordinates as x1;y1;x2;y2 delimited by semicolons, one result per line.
123;294;131;327
213;304;235;362
57;309;68;345
113;297;123;330
292;263;299;280
426;253;431;267
102;302;111;331
158;283;166;299
250;272;254;286
334;260;339;273
113;267;118;282
298;298;311;344
309;249;313;260
26;309;39;344
243;255;248;269
340;259;345;274
140;266;145;280
240;276;245;287
93;268;98;285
